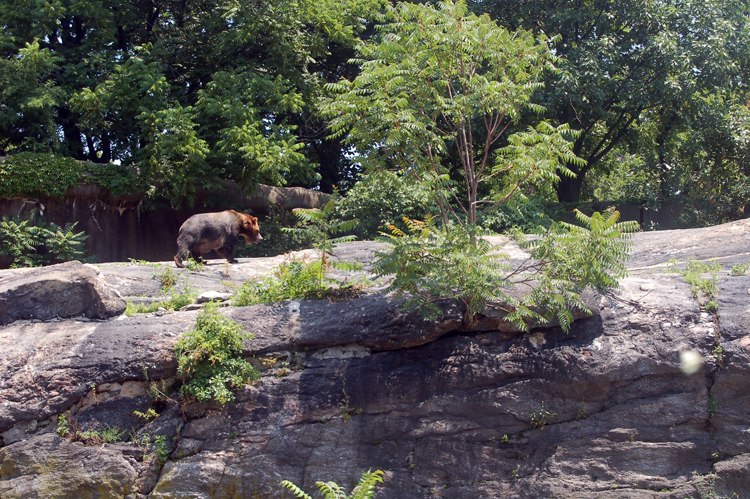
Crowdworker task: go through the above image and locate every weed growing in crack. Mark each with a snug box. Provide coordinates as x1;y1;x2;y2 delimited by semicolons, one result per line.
56;413;70;437
666;258;721;311
708;395;717;418
340;374;363;423
731;263;750;276
577;399;588;420
713;344;724;364
134;408;160;423
154;435;169;464
530;401;557;430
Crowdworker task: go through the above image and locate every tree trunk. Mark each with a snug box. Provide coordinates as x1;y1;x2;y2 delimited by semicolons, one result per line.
555;172;585;203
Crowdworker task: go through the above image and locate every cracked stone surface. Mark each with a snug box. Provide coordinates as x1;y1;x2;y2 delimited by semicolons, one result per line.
1;219;750;498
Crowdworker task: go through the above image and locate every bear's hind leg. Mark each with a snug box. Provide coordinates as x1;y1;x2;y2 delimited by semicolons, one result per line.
174;245;189;268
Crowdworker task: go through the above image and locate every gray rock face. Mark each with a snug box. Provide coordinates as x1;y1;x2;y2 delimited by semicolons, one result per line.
1;219;750;498
0;261;126;325
0;433;139;499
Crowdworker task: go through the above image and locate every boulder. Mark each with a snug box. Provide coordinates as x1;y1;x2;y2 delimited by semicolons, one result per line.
0;261;125;325
0;433;139;499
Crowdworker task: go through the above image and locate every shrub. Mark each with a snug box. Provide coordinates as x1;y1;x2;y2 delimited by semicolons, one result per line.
234;260;328;306
0;215;89;267
174;305;260;404
233;258;367;306
333;170;435;239
374;217;512;324
374;208;638;330
283;194;361;280
0;153;81;198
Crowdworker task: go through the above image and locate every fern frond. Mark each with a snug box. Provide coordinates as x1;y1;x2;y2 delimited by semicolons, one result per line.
280;480;313;499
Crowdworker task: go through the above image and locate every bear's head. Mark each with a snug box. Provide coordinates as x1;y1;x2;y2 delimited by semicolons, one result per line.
239;213;263;244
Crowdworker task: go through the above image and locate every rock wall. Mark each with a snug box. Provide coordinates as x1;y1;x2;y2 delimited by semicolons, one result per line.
1;222;750;498
0;181;327;267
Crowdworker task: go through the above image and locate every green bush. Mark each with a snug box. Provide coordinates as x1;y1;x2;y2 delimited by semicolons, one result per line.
0;153;82;198
374;208;638;330
333;170;435;239
374;217;514;325
0;215;89;267
174;305;260;404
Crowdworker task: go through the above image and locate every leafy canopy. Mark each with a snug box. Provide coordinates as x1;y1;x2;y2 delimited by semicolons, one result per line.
471;0;750;202
0;0;385;204
322;0;583;226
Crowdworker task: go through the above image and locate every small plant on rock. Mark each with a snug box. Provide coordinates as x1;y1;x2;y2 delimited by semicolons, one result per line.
185;258;206;272
134;408;160;422
154;267;178;290
667;258;721;311
282;194;361;289
56;413;70;437
154;434;169;464
731;263;750;276
530;401;557;431
175;304;260;404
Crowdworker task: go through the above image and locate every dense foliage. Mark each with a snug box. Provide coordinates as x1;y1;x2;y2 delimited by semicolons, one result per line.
0;215;89;267
174;305;259;404
2;0;749;221
331;170;435;239
323;1;582;226
0;0;384;205
470;0;750;205
0;153;81;198
374;209;638;330
0;153;139;199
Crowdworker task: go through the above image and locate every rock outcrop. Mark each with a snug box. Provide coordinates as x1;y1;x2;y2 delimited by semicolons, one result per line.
1;221;750;498
0;261;126;325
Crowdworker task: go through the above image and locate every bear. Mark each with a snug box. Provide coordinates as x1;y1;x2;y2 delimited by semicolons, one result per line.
174;210;263;268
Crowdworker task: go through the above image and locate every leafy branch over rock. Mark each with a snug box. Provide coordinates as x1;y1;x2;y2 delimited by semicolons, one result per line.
374;208;637;331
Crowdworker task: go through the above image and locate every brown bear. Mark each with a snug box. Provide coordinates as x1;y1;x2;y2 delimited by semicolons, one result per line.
174;210;263;268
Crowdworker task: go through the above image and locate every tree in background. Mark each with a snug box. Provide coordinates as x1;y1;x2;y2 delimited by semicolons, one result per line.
0;0;384;205
470;0;750;203
324;1;639;330
323;0;582;227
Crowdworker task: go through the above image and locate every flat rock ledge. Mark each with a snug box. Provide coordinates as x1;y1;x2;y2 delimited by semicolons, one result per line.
1;219;750;499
